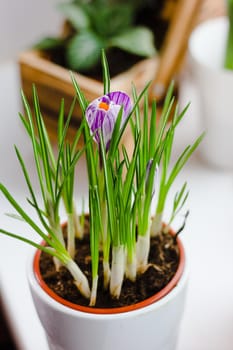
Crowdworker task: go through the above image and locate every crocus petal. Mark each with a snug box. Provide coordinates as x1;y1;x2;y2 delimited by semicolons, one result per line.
85;91;132;149
102;105;121;148
107;91;132;121
86;105;105;144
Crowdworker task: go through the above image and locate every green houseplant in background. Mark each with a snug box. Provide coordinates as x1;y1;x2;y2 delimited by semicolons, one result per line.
34;0;156;73
0;52;203;350
19;0;174;140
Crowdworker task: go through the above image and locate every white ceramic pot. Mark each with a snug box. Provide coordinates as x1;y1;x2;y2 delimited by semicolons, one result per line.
27;238;188;350
189;17;233;170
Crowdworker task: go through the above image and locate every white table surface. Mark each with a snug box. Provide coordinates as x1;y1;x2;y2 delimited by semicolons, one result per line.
0;62;233;350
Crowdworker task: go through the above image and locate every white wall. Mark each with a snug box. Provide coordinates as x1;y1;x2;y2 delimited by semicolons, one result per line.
0;0;63;62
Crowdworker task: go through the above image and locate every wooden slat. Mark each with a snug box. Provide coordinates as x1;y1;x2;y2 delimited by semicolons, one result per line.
149;0;226;101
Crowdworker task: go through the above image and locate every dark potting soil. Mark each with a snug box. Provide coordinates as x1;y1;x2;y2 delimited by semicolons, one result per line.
39;220;180;309
48;47;144;80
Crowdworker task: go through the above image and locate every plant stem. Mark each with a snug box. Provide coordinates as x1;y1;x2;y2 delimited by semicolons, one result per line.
67;213;75;258
151;212;163;237
65;259;90;299
103;260;111;289
126;249;137;282
136;222;151;273
73;201;84;239
110;245;125;299
48;218;65;247
89;276;99;306
101;202;111;289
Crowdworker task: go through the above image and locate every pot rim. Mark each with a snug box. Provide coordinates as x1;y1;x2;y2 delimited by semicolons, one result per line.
32;228;186;315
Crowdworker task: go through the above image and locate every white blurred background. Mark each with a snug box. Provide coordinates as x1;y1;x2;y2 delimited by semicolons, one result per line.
0;0;63;62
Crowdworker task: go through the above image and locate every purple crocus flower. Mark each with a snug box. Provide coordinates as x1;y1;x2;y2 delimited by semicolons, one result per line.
85;91;132;150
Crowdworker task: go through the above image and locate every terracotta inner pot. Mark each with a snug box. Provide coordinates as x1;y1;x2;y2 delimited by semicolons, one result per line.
33;231;185;315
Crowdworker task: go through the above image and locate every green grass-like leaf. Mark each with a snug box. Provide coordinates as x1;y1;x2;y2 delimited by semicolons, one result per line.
101;49;110;94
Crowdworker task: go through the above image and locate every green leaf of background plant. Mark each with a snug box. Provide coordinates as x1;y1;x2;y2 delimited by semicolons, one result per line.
110;27;156;57
66;31;104;71
58;3;90;30
34;37;65;51
91;4;133;38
